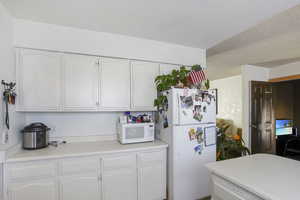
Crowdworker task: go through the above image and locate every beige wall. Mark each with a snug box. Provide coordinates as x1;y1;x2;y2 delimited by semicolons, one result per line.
241;65;270;148
211;75;242;128
269;61;300;79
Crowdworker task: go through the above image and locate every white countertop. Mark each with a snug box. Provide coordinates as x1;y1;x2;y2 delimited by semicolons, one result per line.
0;145;10;163
206;154;300;200
6;140;168;163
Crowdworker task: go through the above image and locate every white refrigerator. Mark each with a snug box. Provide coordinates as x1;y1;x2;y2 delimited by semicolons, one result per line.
159;88;217;200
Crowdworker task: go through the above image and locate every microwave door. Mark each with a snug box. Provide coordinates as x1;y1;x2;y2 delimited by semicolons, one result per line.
125;126;145;140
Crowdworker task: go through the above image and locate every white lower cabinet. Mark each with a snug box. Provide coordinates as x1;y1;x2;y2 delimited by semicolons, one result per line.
103;169;137;200
8;179;58;200
138;151;166;200
5;150;166;200
60;175;101;200
59;157;101;200
102;155;137;200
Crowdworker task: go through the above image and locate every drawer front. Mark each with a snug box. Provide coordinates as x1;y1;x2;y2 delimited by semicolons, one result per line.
214;183;244;200
137;150;165;165
8;161;57;180
103;154;136;171
60;157;100;176
212;175;264;200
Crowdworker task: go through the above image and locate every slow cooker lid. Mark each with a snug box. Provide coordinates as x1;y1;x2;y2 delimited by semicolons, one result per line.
22;123;50;133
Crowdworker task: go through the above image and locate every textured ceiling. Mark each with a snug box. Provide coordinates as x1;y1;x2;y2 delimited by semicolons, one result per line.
1;0;300;49
207;4;300;80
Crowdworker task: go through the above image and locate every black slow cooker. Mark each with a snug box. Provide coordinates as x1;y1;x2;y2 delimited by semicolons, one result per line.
21;123;50;150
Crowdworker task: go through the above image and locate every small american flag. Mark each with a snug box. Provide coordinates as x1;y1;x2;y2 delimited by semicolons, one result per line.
189;69;206;85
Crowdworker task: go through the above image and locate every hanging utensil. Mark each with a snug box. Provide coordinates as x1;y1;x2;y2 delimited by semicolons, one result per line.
1;80;17;130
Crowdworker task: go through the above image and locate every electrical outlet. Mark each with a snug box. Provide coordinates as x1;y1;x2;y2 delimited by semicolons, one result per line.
1;130;9;145
51;126;56;132
5;131;9;144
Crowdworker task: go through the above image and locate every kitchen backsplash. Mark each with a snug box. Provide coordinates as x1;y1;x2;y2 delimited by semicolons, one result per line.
24;112;155;141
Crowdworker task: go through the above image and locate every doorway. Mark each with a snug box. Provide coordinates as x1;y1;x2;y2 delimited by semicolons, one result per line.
251;81;275;154
250;79;299;156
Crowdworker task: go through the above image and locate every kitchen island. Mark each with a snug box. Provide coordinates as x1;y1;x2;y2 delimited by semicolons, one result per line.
206;154;300;200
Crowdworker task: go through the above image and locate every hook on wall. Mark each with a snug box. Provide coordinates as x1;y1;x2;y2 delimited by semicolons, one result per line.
1;80;17;130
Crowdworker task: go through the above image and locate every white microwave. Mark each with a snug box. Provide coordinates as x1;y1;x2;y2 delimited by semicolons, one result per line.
118;123;155;144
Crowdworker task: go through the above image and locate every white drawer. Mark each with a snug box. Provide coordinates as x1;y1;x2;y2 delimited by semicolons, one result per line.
8;161;57;180
103;154;136;171
212;175;263;200
137;150;165;165
214;182;244;200
60;157;100;176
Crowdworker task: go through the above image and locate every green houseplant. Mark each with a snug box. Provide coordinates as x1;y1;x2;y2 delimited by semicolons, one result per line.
154;65;207;111
154;66;191;111
216;126;250;161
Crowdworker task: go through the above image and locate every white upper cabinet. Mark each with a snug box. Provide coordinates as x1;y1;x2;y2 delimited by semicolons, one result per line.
100;58;130;110
16;48;181;112
159;64;180;75
63;54;99;111
17;49;62;111
131;61;159;111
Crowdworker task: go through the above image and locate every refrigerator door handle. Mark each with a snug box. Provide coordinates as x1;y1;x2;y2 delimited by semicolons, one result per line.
207;122;216;125
177;93;181;125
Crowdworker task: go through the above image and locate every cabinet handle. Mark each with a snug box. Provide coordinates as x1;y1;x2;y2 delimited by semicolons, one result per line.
98;175;102;181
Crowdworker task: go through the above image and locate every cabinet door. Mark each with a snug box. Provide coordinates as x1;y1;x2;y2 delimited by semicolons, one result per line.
63;54;99;111
17;49;62;111
100;58;130;110
159;64;180;75
60;175;101;200
8;180;58;200
131;61;159;110
138;151;166;200
102;155;137;200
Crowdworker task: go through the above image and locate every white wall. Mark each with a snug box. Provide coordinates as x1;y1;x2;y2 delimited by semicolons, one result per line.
211;75;242;128
13;19;206;140
14;19;206;66
24;112;123;140
0;3;25;148
241;65;270;149
269;61;300;79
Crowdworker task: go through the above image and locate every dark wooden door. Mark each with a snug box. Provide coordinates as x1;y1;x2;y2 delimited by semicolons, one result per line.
251;81;276;154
